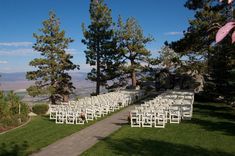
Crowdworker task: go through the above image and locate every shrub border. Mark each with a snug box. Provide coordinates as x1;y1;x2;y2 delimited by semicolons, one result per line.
0;117;31;135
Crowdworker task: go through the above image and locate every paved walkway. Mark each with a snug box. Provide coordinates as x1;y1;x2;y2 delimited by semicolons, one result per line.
31;104;137;156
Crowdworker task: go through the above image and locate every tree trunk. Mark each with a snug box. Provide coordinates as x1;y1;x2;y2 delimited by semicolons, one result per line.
50;78;56;104
50;95;56;104
131;60;136;88
131;71;137;88
63;95;69;102
96;42;100;95
50;61;56;104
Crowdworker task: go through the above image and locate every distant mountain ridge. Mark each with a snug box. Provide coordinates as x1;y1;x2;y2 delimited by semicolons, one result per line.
0;72;95;91
0;72;88;82
0;72;26;81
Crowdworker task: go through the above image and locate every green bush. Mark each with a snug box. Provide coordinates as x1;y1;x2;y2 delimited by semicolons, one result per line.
0;116;19;128
32;104;49;115
0;141;28;156
20;103;30;117
0;91;29;128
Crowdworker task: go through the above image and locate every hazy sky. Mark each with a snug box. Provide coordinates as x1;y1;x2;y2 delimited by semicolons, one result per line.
0;0;194;73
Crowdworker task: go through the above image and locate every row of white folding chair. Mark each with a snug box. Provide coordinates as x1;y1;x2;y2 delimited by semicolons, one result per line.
169;91;194;95
145;91;194;120
80;97;121;109
54;97;131;124
149;99;173;105
51;104;94;123
140;100;192;120
88;99;120;113
153;96;193;106
164;91;194;96
55;106;104;124
154;102;192;120
168;96;194;104
51;90;144;124
168;94;194;104
161;95;193;119
50;104;71;120
56;109;85;124
146;104;181;124
130;107;181;128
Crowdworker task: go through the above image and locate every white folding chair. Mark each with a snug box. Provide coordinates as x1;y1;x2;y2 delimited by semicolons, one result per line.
130;110;141;127
49;105;57;120
75;112;85;124
66;111;75;124
141;110;153;128
169;106;181;124
56;111;65;124
86;108;94;121
154;110;166;128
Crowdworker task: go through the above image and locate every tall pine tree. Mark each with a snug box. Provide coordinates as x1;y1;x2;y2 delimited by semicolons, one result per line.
82;0;118;95
116;17;153;88
26;11;79;104
170;0;235;101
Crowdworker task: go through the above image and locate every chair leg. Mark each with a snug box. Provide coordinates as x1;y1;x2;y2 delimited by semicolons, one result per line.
170;112;180;124
142;116;152;128
154;114;165;128
56;113;64;124
131;117;141;127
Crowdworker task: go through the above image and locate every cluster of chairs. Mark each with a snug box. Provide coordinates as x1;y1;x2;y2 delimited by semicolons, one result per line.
130;91;194;128
49;90;145;124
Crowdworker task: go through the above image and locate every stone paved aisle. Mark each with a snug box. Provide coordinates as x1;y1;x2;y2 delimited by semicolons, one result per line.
31;104;136;156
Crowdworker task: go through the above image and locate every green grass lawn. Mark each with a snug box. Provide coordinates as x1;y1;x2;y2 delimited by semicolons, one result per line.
0;107;126;156
0;116;98;155
0;103;129;156
82;102;235;156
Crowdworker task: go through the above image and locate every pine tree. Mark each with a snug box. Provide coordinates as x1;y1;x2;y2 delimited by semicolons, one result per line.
159;46;180;70
26;11;79;104
116;17;153;88
82;0;118;95
170;0;235;101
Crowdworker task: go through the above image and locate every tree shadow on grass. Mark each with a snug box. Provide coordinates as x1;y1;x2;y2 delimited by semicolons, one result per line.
194;103;235;123
189;118;235;136
187;103;235;136
0;141;28;156
104;138;235;156
194;103;232;112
